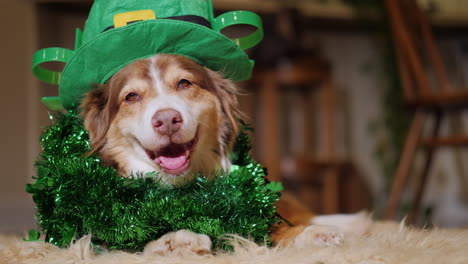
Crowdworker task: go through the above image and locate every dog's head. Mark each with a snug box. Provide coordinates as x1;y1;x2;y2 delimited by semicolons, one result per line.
81;54;240;185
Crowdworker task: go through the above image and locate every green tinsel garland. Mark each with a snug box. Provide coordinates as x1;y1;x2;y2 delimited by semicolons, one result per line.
26;111;282;252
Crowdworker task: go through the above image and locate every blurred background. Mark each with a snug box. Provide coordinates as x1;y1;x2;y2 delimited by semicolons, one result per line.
2;0;468;235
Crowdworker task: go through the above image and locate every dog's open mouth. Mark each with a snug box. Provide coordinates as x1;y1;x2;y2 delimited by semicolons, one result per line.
145;134;198;176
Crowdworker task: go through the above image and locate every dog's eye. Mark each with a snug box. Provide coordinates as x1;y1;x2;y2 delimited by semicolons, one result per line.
125;92;141;102
177;79;192;90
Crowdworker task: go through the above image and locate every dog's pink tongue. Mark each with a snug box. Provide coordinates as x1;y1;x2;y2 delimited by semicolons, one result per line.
158;155;187;170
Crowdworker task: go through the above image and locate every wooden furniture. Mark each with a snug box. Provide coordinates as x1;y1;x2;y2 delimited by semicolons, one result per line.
254;56;333;179
384;0;468;221
249;56;370;214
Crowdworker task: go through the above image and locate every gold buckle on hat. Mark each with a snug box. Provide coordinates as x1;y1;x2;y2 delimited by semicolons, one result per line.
114;10;156;28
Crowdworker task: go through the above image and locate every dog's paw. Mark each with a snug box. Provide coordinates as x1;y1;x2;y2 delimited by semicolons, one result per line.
143;229;212;256
294;225;344;247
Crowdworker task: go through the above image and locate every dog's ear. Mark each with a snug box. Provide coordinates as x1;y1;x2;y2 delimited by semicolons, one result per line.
80;84;115;154
208;71;242;151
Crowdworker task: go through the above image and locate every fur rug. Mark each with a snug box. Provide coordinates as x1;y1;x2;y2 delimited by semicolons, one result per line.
1;221;468;264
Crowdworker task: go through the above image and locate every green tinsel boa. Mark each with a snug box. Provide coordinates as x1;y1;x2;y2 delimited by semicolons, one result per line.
26;112;282;252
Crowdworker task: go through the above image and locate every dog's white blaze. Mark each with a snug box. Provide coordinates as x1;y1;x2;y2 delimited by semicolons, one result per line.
149;55;164;94
122;56;197;150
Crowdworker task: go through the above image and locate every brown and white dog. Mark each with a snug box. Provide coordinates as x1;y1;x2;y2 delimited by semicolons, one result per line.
81;54;370;255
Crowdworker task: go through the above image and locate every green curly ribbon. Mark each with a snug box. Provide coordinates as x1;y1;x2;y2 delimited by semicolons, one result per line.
27;111;282;252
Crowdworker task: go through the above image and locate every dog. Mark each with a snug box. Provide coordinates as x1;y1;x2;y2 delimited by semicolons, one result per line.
81;54;370;255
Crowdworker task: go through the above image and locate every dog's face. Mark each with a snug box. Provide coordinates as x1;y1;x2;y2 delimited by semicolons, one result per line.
81;54;239;185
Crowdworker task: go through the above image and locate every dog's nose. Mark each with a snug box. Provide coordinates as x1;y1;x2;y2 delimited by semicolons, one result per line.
152;109;183;136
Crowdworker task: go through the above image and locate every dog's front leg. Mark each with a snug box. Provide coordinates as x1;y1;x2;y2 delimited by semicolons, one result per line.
143;229;212;256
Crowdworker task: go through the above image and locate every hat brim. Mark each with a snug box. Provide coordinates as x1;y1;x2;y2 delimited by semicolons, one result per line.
60;19;252;110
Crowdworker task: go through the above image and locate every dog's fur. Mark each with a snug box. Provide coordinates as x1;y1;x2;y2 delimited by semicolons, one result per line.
81;54;369;255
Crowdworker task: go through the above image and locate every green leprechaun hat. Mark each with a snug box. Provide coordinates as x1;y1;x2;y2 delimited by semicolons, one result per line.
32;0;263;110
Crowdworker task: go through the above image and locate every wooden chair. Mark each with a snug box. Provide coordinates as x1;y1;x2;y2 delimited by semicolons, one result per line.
254;56;341;214
248;55;371;214
242;9;371;214
384;0;468;221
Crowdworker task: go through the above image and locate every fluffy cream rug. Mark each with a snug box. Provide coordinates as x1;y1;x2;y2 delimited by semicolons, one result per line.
1;221;468;264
